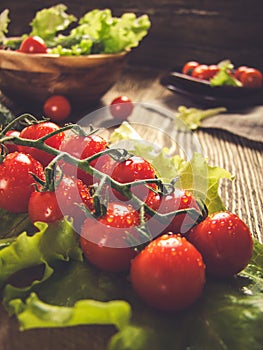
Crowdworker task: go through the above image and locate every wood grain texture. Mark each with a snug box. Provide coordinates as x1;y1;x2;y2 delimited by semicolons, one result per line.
0;0;262;70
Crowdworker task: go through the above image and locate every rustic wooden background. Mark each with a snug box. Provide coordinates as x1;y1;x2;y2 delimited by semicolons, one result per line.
1;0;263;71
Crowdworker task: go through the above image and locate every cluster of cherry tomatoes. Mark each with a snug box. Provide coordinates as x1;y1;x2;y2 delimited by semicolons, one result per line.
182;60;263;88
0;117;254;312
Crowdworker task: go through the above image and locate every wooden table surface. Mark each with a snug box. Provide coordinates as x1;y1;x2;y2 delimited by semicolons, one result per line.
0;64;262;349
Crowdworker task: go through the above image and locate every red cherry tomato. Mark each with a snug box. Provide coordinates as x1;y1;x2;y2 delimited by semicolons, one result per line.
234;66;248;81
80;202;140;272
4;130;20;153
130;233;206;311
207;64;220;79
182;61;200;76
192;64;210;80
18;36;47;54
239;68;263;88
110;96;134;120
55;176;94;231
28;176;94;228
111;155;157;202
188;212;254;278
59;133;109;186
0;151;45;213
28;191;63;224
146;189;201;237
18;121;65;167
43;95;72;122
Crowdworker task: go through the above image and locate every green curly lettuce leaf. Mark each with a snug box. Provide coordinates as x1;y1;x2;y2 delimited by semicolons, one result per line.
210;60;242;87
0;219;82;288
8;293;131;331
175;105;227;130
0;9;9;43
50;8;151;55
29;4;76;43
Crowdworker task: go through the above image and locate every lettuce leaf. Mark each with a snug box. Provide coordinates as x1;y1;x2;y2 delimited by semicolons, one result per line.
9;293;131;331
50;8;151;55
0;219;82;288
210;60;242;87
109;123;233;213
175;105;227;130
0;9;9;43
29;4;76;43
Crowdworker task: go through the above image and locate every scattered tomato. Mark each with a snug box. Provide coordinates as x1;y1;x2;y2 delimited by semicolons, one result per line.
239;68;263;88
80;202;140;272
18;121;65;167
182;61;200;75
18;36;47;54
130;234;206;311
187;211;254;278
43;95;72;122
110;96;134;120
0;152;45;213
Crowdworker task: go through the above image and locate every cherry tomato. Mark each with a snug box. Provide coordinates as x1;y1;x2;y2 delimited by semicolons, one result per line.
239;68;263;88
110;96;134;120
18;121;65;167
187;212;254;278
146;189;201;237
182;61;200;75
80;202;140;272
43;95;72;122
3;130;20;153
18;36;47;54
28;176;94;228
192;64;210;80
207;64;220;79
28;191;63;224
130;233;206;311
0;151;45;213
111;155;157;202
59;133;109;186
55;176;94;231
234;66;248;81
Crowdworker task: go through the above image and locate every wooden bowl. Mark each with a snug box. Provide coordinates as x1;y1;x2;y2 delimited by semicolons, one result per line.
0;48;129;106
